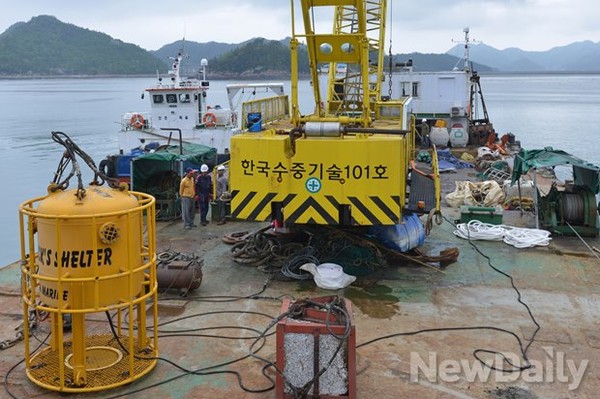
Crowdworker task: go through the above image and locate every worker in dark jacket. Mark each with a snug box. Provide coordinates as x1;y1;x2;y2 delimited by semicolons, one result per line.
419;118;430;148
195;164;213;226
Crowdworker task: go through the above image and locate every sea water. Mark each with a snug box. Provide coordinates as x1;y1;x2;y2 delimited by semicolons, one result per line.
1;74;599;266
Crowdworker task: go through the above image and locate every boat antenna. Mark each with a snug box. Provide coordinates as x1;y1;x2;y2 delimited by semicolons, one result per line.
462;27;470;72
452;27;479;72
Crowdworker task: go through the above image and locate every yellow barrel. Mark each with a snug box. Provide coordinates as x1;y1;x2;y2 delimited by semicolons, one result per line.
35;185;144;309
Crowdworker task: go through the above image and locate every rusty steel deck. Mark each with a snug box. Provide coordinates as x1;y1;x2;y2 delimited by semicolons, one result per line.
1;168;599;399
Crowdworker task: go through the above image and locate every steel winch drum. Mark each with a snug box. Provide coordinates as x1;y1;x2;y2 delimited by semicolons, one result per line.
560;193;585;224
157;259;203;293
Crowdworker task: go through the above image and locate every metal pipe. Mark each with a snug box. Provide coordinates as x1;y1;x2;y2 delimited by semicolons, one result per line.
533;168;539;230
517;178;523;216
160;128;183;153
343;127;409;135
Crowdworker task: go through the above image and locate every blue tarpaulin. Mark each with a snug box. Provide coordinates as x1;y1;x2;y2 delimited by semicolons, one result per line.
437;148;474;171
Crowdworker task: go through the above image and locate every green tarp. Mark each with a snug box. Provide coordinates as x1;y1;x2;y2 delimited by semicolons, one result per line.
131;143;216;195
511;147;600;194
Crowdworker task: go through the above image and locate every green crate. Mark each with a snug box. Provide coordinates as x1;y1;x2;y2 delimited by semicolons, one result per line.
460;206;503;225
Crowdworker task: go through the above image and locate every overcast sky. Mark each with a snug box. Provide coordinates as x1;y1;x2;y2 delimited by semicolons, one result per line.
1;0;598;54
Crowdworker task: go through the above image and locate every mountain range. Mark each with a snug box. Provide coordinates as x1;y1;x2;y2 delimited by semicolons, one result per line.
1;15;599;77
450;41;600;72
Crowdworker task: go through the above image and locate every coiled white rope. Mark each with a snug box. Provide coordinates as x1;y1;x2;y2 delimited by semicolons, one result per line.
454;220;505;241
503;227;552;248
454;220;551;248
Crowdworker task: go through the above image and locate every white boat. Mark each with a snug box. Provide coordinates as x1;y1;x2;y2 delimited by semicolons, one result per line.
101;49;287;183
122;50;239;154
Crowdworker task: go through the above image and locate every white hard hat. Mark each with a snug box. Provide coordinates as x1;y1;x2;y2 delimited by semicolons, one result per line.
217;165;225;171
422;118;427;122
200;164;209;173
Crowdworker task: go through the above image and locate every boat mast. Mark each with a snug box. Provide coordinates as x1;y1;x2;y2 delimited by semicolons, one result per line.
463;27;492;131
167;51;185;86
462;27;470;72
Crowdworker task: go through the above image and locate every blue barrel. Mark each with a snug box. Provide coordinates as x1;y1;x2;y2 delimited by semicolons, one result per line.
247;112;262;132
368;213;425;252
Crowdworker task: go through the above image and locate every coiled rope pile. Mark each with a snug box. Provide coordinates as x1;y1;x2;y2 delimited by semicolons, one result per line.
454;220;551;248
227;224;461;279
229;226;388;280
503;196;535;211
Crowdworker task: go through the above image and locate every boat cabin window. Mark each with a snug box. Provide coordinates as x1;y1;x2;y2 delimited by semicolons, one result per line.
412;82;420;98
179;93;191;103
166;94;178;104
400;82;410;97
153;94;164;104
400;82;420;98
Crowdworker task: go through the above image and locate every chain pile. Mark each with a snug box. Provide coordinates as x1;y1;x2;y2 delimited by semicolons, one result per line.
0;310;36;350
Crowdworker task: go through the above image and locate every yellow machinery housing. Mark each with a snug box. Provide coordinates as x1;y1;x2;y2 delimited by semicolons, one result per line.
231;0;433;226
20;184;158;392
231;125;410;225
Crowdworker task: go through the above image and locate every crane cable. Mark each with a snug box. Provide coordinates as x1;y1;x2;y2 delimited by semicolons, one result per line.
387;0;393;98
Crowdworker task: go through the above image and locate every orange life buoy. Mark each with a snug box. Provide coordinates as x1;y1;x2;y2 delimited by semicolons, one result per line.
130;113;145;129
203;112;217;127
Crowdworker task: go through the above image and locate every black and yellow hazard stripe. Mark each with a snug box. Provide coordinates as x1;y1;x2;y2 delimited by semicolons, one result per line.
231;190;403;225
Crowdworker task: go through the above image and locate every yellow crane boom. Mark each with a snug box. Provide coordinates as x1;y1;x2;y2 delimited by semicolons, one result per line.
230;0;439;227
